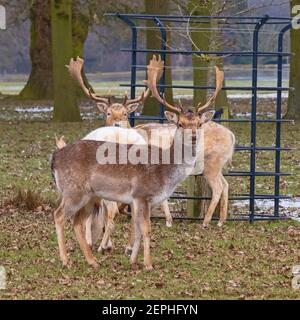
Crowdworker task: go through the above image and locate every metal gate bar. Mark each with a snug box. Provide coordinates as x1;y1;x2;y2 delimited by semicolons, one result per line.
106;13;294;221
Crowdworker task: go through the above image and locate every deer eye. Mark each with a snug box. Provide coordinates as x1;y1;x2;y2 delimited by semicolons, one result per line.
107;112;111;116
124;113;128;117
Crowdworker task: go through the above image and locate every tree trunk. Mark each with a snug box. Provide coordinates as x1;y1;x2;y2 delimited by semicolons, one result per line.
72;0;91;96
19;0;53;100
19;0;90;100
211;0;229;120
186;0;211;217
285;0;300;120
143;0;174;116
51;0;81;122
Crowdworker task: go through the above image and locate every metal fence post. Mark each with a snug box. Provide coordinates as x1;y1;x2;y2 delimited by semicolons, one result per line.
117;14;137;127
154;17;167;123
274;23;292;216
249;15;269;222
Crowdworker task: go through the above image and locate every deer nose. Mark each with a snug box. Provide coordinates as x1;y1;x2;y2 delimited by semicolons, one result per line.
114;123;120;127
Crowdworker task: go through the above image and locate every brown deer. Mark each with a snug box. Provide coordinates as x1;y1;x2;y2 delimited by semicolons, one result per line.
51;93;217;270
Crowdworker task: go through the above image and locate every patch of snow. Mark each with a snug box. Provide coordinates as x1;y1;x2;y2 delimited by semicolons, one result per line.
174;93;289;100
232;198;300;222
174;94;193;99
15;107;53;113
228;93;288;99
235;112;277;118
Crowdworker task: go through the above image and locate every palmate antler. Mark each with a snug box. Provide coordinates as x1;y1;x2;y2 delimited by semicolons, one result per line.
66;57;150;106
196;66;224;114
66;57;110;104
145;55;182;113
146;55;224;114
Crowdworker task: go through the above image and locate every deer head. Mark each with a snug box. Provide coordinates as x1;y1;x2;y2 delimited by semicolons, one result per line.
66;57;151;128
145;55;224;131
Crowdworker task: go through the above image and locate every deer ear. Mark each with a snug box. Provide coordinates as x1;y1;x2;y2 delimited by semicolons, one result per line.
126;103;139;114
165;111;178;124
96;103;109;114
200;110;215;124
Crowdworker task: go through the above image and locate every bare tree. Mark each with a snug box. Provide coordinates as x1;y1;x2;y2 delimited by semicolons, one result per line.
51;0;80;122
143;0;174;116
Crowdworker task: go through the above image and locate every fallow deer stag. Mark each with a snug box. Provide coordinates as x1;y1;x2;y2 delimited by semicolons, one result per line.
51;100;215;270
66;57;147;128
138;55;235;228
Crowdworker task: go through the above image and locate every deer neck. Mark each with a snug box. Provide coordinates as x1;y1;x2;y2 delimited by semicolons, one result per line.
164;128;198;178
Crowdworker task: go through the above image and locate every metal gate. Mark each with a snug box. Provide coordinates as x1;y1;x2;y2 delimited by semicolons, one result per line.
106;13;294;222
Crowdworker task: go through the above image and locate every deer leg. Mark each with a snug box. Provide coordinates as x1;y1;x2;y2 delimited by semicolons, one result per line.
85;214;93;248
85;201;103;248
218;176;229;227
98;202;117;253
140;201;153;271
202;174;223;227
88;201;106;247
54;202;68;266
125;213;135;255
161;200;172;228
129;202;141;269
73;208;99;268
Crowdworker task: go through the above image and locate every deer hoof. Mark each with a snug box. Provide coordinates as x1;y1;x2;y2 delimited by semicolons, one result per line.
97;246;105;254
89;258;99;269
106;240;113;251
62;259;71;269
202;222;209;229
144;265;153;272
125;246;133;255
166;220;172;228
131;263;138;271
217;221;224;227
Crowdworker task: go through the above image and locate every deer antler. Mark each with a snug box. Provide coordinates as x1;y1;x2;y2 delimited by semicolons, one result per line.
66;57;110;104
123;89;150;107
145;55;182;113
66;57;150;107
196;66;224;113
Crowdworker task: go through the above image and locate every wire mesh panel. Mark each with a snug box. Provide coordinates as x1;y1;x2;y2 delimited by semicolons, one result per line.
106;13;294;221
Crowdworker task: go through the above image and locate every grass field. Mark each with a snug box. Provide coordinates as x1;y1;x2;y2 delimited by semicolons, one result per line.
0;213;299;299
0;107;299;299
